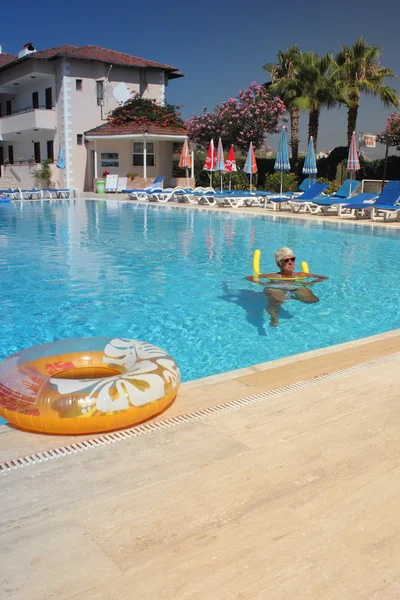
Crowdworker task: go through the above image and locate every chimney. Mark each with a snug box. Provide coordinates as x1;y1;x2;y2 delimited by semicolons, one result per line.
18;42;37;59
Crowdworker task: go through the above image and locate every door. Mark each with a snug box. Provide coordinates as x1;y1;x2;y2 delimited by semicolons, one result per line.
32;91;39;109
6;100;12;116
8;145;14;164
45;88;52;110
34;142;41;163
47;140;54;162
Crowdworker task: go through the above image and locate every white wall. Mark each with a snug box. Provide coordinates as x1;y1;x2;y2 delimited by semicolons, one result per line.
87;138;174;189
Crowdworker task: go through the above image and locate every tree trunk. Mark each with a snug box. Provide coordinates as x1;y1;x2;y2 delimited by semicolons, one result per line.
347;101;359;146
308;109;320;153
289;106;299;162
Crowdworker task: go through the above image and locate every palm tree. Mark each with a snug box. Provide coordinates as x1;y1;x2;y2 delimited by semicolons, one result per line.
335;38;399;146
263;46;302;162
292;52;343;153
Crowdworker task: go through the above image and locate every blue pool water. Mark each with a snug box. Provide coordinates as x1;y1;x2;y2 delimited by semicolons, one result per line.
0;199;399;425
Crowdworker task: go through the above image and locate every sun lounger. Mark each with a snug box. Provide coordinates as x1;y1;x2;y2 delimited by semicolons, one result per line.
289;179;361;215
149;187;194;203
0;188;19;200
122;176;165;199
268;182;329;210
341;181;400;221
17;188;43;200
42;188;72;199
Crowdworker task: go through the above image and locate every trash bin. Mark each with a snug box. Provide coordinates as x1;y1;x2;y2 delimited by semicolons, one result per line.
96;179;105;194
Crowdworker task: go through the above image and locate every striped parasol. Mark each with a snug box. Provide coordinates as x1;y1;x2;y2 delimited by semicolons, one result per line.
215;137;225;190
274;127;291;195
243;142;257;190
347;131;360;171
303;136;317;187
347;131;360;195
224;145;237;190
179;139;191;186
204;139;216;186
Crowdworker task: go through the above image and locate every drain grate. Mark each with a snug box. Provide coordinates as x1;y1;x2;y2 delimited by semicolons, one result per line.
1;351;399;475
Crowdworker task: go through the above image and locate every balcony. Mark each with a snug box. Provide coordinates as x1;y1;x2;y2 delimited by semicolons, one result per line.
0;106;56;138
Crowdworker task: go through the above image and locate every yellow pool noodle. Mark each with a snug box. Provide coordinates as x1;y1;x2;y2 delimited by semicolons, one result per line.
301;261;309;273
252;249;261;275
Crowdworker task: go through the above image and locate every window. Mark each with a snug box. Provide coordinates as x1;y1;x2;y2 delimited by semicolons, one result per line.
76;79;82;91
6;100;12;116
47;140;54;162
133;142;155;167
8;145;14;164
77;134;83;146
32;91;39;109
45;87;52;109
34;142;41;164
96;81;104;106
0;103;2;118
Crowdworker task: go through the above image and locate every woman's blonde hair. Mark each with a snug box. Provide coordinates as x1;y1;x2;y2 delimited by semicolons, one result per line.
274;247;295;266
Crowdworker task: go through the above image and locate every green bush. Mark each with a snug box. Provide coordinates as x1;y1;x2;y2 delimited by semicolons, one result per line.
31;159;52;186
264;172;298;193
316;177;340;194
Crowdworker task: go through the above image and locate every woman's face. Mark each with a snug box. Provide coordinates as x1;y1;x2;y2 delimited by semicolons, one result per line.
280;256;296;275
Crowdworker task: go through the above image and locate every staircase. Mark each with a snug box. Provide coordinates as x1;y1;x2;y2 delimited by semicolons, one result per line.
0;165;29;190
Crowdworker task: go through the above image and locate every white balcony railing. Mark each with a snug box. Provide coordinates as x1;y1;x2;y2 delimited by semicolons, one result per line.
0;107;56;136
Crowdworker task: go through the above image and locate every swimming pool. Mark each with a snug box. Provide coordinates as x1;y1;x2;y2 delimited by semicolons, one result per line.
0;200;399;408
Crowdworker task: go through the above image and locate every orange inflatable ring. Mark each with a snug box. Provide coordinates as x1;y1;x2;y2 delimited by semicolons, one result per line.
0;337;180;435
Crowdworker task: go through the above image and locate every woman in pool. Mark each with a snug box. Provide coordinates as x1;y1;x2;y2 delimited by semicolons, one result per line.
247;247;327;327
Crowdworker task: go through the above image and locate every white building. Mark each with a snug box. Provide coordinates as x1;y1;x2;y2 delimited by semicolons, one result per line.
0;42;186;190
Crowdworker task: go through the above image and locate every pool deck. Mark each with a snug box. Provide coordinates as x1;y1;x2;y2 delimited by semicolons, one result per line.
2;196;400;599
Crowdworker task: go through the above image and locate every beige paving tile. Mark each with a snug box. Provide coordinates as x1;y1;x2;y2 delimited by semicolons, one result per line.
0;420;249;531
0;518;121;600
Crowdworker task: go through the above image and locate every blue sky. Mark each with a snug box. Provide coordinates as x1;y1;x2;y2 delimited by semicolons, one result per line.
2;0;399;158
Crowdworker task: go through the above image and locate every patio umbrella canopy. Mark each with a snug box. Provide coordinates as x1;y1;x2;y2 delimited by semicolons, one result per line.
57;146;65;169
274;127;291;195
243;142;257;190
302;136;317;187
215;137;225;191
204;139;216;186
225;145;237;190
347;131;360;196
178;139;192;186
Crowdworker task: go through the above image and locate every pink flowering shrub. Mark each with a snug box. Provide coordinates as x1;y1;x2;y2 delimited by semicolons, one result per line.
108;93;185;129
378;112;400;149
186;82;286;152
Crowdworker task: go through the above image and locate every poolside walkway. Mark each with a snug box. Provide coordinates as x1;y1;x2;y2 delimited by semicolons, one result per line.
80;191;400;230
2;329;400;599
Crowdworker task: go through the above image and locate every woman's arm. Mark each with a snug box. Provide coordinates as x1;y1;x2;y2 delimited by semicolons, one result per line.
245;273;284;285
305;274;328;285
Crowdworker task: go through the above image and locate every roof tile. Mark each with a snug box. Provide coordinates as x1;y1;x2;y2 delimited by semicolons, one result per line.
34;45;79;58
0;45;182;77
0;53;18;67
61;45;180;72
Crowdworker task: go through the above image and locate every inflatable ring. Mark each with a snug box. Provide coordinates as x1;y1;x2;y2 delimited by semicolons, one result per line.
0;337;180;435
